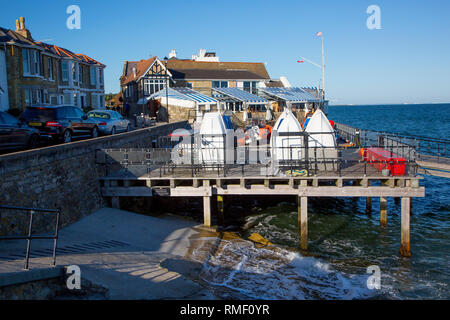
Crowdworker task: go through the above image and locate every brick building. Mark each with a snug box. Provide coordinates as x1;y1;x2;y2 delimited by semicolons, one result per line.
0;17;106;112
120;49;271;118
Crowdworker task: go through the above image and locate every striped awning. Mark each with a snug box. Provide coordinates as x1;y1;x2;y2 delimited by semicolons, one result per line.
172;87;217;104
260;87;320;102
150;87;217;104
212;87;268;104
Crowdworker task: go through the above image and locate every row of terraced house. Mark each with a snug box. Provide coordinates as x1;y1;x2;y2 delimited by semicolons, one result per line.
0;17;106;113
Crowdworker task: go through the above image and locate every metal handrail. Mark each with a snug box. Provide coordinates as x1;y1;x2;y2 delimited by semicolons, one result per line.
0;205;60;270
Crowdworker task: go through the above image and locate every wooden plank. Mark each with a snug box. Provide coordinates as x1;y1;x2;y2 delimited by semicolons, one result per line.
101;186;425;198
212;186;425;197
102;187;153;197
400;197;412;257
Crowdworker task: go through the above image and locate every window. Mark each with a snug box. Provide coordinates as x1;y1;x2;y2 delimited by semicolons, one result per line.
22;49;30;74
63;93;71;104
50;95;58;105
72;62;78;82
24;89;31;106
79;65;83;84
98;68;103;85
31;89;41;105
213;81;228;88
61;61;69;82
144;79;166;95
47;57;53;80
22;49;41;76
243;81;258;94
33;51;40;75
24;88;43;106
91;94;98;108
90;67;97;85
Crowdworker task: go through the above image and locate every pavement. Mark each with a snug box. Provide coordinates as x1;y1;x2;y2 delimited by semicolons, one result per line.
0;208;216;299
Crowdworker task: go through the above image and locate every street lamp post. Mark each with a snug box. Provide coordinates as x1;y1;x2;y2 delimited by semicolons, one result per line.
164;58;169;123
298;32;326;100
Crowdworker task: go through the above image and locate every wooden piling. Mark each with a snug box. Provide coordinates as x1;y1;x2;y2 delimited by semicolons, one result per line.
298;196;308;250
203;196;211;227
203;180;211;227
110;180;120;209
366;197;372;213
380;197;387;227
217;195;224;226
400;197;412;257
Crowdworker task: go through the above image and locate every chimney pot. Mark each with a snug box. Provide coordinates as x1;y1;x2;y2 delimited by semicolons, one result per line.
19;17;25;30
15;19;20;31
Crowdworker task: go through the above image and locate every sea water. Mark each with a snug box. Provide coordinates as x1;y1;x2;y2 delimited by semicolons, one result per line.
192;104;450;300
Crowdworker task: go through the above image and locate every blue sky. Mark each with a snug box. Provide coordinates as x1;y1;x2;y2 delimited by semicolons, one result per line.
1;0;449;105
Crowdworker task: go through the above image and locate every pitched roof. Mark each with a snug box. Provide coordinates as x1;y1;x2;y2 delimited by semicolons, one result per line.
0;26;105;67
120;58;270;85
169;69;267;80
120;57;157;85
36;42;105;66
0;27;36;47
166;59;270;80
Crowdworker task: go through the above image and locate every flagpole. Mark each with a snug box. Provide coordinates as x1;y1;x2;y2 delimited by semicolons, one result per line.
321;34;325;100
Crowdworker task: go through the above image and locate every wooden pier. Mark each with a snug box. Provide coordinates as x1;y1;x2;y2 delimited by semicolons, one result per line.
100;168;424;257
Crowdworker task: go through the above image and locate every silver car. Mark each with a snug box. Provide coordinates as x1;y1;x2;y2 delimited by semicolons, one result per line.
87;110;131;135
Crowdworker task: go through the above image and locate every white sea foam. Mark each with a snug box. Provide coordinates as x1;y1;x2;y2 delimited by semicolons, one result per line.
190;236;376;300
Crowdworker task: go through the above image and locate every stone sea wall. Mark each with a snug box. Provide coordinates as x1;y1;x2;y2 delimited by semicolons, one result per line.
0;121;186;236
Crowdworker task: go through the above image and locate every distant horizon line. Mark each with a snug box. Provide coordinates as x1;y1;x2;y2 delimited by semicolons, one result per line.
329;102;450;107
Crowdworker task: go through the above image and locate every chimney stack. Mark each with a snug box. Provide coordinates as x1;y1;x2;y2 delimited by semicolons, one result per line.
15;17;33;40
169;49;177;59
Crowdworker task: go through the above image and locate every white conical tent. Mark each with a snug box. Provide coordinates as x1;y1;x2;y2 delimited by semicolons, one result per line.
199;112;227;164
271;109;304;162
305;109;336;148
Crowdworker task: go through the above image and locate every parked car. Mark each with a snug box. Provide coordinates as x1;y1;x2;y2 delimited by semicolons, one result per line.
20;105;99;143
0;111;40;151
87;110;131;135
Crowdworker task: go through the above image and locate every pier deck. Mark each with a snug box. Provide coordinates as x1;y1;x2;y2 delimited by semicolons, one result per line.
99;157;424;257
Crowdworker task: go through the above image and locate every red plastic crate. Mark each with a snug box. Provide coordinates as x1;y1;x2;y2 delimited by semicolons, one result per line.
365;147;406;176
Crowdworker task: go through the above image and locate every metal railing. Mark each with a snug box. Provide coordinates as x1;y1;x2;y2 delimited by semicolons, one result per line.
335;122;450;162
96;130;418;178
0;205;60;270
